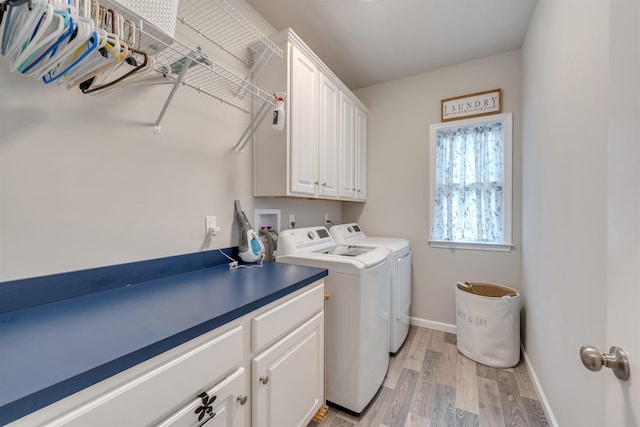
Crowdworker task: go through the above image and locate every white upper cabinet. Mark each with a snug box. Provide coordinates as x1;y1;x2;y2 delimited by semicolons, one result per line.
339;93;356;199
354;105;367;201
289;44;319;197
339;95;367;201
253;28;367;202
318;74;340;198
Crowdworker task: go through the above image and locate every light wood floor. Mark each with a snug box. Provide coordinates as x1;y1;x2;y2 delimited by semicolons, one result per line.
308;325;549;427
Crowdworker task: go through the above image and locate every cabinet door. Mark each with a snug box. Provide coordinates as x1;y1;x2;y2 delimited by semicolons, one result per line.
157;368;246;427
289;44;319;196
318;74;340;198
354;106;367;200
252;312;324;427
339;93;356;199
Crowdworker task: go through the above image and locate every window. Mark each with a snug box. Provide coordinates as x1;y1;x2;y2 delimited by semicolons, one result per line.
429;113;513;251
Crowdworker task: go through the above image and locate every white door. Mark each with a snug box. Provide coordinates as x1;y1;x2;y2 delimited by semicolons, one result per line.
604;0;639;423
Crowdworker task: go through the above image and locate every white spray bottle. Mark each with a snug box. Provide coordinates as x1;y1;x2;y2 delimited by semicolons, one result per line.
272;94;285;131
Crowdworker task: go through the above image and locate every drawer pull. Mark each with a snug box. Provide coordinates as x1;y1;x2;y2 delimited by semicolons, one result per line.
259;375;269;385
198;411;217;427
195;392;217;422
237;395;248;405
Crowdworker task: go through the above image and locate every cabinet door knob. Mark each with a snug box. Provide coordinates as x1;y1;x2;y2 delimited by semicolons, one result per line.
259;375;269;385
237;395;248;405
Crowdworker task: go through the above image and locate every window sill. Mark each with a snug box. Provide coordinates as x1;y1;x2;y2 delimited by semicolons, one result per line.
428;240;514;252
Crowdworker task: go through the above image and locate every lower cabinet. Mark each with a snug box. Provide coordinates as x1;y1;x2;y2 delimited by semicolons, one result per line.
252;312;324;427
43;326;245;427
9;281;325;427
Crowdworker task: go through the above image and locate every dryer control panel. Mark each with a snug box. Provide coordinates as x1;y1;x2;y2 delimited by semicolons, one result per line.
329;223;366;243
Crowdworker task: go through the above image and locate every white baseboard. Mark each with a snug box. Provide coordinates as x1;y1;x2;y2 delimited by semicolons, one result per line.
520;344;559;427
410;316;457;334
410;316;558;426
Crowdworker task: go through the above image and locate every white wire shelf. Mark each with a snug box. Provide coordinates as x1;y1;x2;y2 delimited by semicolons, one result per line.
144;31;275;114
177;0;283;67
143;0;284;133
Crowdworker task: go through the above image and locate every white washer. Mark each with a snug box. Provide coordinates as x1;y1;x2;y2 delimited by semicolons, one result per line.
330;223;411;353
276;226;390;414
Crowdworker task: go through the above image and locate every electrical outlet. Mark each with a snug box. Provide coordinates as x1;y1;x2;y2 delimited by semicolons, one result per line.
324;214;330;223
289;214;295;228
205;216;220;236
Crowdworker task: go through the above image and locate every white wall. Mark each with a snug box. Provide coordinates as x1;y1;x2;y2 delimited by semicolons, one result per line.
521;1;609;425
348;50;523;326
0;0;341;282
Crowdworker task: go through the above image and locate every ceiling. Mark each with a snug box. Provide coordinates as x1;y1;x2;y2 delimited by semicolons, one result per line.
246;0;538;90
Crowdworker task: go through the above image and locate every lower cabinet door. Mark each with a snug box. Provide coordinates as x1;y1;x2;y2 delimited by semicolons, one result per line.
252;312;324;427
157;368;246;427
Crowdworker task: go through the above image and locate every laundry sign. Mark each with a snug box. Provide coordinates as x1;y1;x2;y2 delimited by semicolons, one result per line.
441;88;502;122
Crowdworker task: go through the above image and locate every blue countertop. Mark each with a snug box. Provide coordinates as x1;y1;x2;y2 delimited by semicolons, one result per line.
0;261;327;425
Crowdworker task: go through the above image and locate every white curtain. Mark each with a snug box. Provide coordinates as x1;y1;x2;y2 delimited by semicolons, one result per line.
431;121;504;243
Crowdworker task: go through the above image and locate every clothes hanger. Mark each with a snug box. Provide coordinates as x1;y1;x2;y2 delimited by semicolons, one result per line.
34;9;95;83
2;0;46;61
25;0;89;80
88;52;168;95
0;0;40;56
64;29;128;88
78;8;147;93
20;6;74;76
80;45;148;94
24;15;78;77
42;19;98;83
54;0;108;85
0;2;20;56
0;0;34;33
20;0;79;75
55;25;108;84
11;3;68;73
1;0;167;94
122;19;135;47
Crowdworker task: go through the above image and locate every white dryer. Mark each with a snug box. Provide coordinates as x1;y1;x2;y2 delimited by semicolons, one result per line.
276;226;390;414
330;223;411;353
